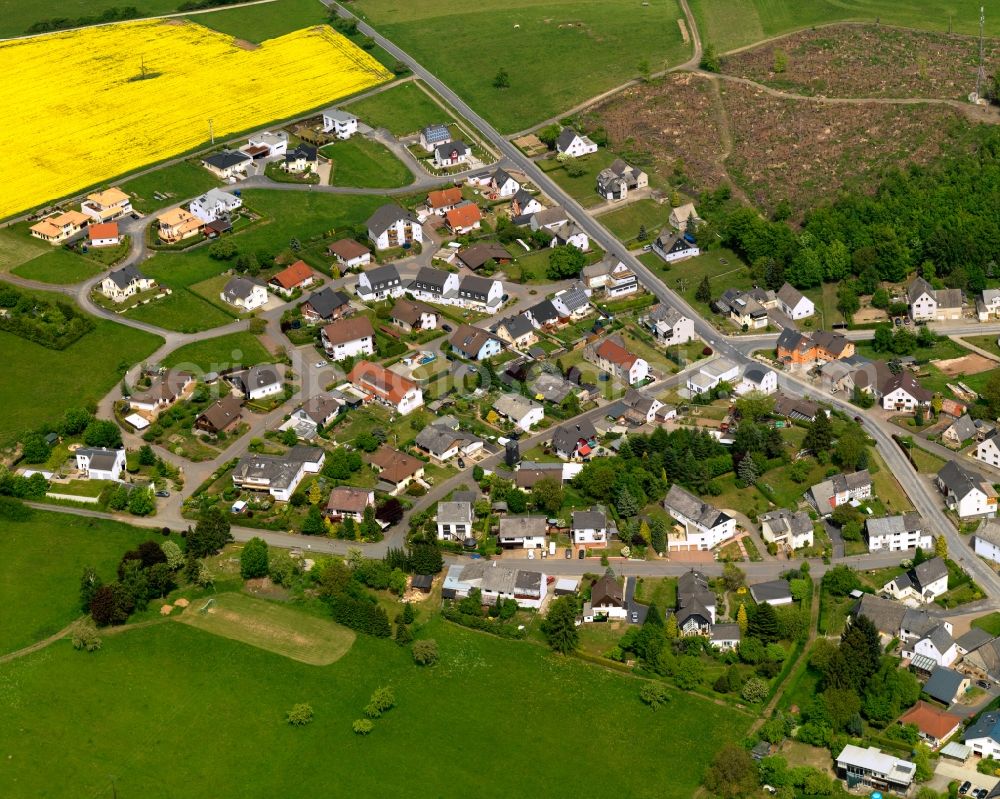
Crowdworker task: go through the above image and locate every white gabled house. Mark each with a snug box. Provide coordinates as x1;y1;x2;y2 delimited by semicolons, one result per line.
226;364;284;402
189;188;242;223
100;264;154;303
571;508;609;547
936;459;998;519
643;305;694;346
321;107;358;139
433;140;469;168
493;393;544;432
865;512;931;553
663;484;736;551
882;557;949;603
976;430;1000;469
497;516;547;549
907;276;962;322
776;282;815;320
734;365;778;396
652;231;700;263
366;204;423;251
555;127;597;158
759;509;814;550
220;276;268;311
75;447;126;481
436;501;473;541
356;264;404;302
974;519;1000;565
583;574;627;621
321;316;375;361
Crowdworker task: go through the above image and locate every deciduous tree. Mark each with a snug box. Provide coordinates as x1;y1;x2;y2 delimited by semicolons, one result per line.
240;537;269;579
541;596;580;654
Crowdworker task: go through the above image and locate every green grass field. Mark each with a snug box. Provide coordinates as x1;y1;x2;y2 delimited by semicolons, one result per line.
11;248;105;285
0;227;51;273
163;331;274;372
688;0;1000;54
178;592;355;665
0;0;179;37
346;81;452;136
124;255;237;333
120;161;221;214
973;612;1000;636
352;0;690;133
321;137;413;188
653;247;753;322
0;285;162;443
598;199;670;245
0;616;749;797
0;506;178;655
190;0;328;42
539;150;619;207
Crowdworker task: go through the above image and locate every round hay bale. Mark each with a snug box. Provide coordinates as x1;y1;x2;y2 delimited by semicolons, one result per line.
160;604;174;615
174;598;190;608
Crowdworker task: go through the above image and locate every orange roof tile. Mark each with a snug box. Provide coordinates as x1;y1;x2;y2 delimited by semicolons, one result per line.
427;187;462;209
595;337;637;368
89;222;120;240
349;360;417;406
270;259;313;290
446;203;482;230
899;701;962;740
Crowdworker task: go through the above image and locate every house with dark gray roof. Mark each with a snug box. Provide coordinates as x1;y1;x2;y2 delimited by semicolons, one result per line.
411;266;459;302
555;127;597;158
595;158;648;201
457;274;503;310
435;500;473;541
956;627;995;656
924;665;969;705
865;512;930;553
674;569;716;635
551;419;597;461
653;230;700;263
882;556;949;603
749;579;793;606
201;149;251;179
75;447;126;481
551;282;591;319
302;287;351;323
100;264;154;302
807;470;872;515
759;509;814;550
572;508;608;547
776;282;814;320
220;275;268;311
663;484;735;551
643;304;695;346
419;123;451;152
530;372;577;404
226;364;283;402
366;204;423;251
356;263;403;301
232;445;324;502
936;459;998;519
495;313;537;349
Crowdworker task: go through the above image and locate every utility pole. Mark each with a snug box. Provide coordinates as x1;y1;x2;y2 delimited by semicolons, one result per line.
208;118;214;145
975;6;987;102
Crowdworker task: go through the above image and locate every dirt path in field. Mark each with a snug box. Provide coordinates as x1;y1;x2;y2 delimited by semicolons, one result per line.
703;74;752;206
0;617;168;664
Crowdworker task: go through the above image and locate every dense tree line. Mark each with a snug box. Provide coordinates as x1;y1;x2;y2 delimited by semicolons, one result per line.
0;286;95;349
316;558;391;638
26;6;139;33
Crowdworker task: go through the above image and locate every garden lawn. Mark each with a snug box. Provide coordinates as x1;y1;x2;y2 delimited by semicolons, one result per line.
124;254;236;333
869;449;914;514
0;616;750;798
655;248;753;322
191;0;328;42
0;290;162;444
321;137;413;188
163;331;274;373
0;226;52;272
0;506;179;655
11;248;104;285
908;443;947;474
346;81;452;136
352;0;690;133
687;0;1000;54
539;150;620;207
963;336;1000;359
598;199;669;246
973;612;1000;637
121;161;220;214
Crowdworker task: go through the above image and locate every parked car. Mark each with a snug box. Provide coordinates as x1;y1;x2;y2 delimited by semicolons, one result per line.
977;680;991;690
959;781;971;795
527;549;535;560
457;458;466;469
630;611;638;623
155;490;169;498
578;549;585;559
442;323;453;332
564;548;571;559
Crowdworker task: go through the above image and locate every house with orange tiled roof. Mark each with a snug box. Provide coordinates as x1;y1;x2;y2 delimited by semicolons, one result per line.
898;701;962;750
349;360;424;415
81;187;132;223
30;210;89;244
445;202;482;235
426;187;463;215
88;222;122;247
584;334;648;385
268;260;315;297
156;207;202;243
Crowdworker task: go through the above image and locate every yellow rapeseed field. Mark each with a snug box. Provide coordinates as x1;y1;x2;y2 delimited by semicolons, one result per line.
0;20;391;219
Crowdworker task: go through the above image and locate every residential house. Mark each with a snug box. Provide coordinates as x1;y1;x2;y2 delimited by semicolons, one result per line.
640;305;695;348
456;274;503;310
555;127;597;157
582;259;638;297
531;372;578;404
301;287;351;324
976;429;1000;468
908;276;963;322
759;509;814;550
812;330;855;362
834;745;915;795
912;623;959;667
776;329;818;367
226;364;283;402
356;264;404;301
283;142;318;174
368;447;425;495
412;266;460;304
327;238;371;269
442;561;547;609
734;365;778;396
572;509;609;547
245;130;287;157
433;140;469;168
675;569;717;635
899;702;962;749
510;188;544;219
944;414;979;447
808;470;873;515
883;557;949;603
549;223;589;251
321;316;375;361
482;167;520;197
497;516;547;549
436;501;473;541
420;124;452;152
851;594;908;643
980;289;1000;321
595;158;648;201
924;666;970;706
710;624;741;652
715;288;770;330
325;487;373;522
100;264;154;302
652;230;700;263
528;206;570;232
974;519;1000;564
366;204;423;251
663;484;736;551
524;299;559;329
621;387;663;425
390;298;437;332
232;445;324;502
962;637;1000;684
415;423;482;464
749;579;793;606
201;150;251;180
551;419;598;461
349;361;424;415
194;395;243;435
669;203;700;230
75;447;126;481
686;357;741;395
585;335;649;385
955;627;995;657
882;372;933;412
819;360;856;394
155;207;202;243
189;187;241;224
293;394;344;429
88;222;122;248
776;282;815;320
583;574;627;620
449;324;504;360
30;210;89;243
493;393;544;431
321;107;358;138
220;276;268;311
551;283;592;320
268;260;315;297
80;187;132;223
866;512;931;553
129;370;193;417
514;461;566;490
495;314;537;349
937;459;998;519
426;187;463;215
457;242;512;271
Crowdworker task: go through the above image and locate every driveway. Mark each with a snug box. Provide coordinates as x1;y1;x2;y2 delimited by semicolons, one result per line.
624;576;649;624
823;520;845;559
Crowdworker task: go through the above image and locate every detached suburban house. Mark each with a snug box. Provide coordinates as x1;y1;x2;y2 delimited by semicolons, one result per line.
495;314;537;349
321;107;358;138
807;470;873;515
457;242;512;271
734;365;778;396
882;556;948;603
908;276;963;322
268;260;315;297
220;276;268;311
583;574;627;621
201;150;252;180
325;487;373;522
899;702;962;750
195;395;243;435
100;264;154;302
641;304;694;346
356;263;403;301
415;422;482;464
436;500;473;541
834;745;915;795
510;188;544;219
368;447;425;495
936;459;998;519
349;360;424;415
391;298;437;332
472;167;519;198
301;287;351;324
449;324;504;361
327;238;371;269
595;159;648;201
759;509;814;550
663;484;736;551
226;364;283;402
497;516;547;549
232;446;324;502
457;274;503;311
865;512;931;553
552;283;591;320
669;203;700;230
442;561;547;609
366;204;423;251
81;187;132;223
555;127;597;157
30;210;90;243
775;282;815;320
411;266;460;304
88;222;122;248
433;140;469;168
652;231;700;263
129;370;194;417
572;508;609;547
973;519;1000;564
446;203;482;235
321;316;375;361
245;130;287;158
976;429;1000;468
749;579;793;606
551;419;598;461
675;570;717;635
189;188;241;224
493;393;544;432
881;372;933;412
585;335;649;385
420;123;452;152
426;186;463;215
75;447;126;481
155;207;202;243
686;357;740;395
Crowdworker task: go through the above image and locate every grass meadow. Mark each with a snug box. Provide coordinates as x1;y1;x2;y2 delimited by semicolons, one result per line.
121;161;221;214
321;137;413;188
162;331;274;373
346;81;452;136
351;0;691;132
0;283;163;443
0;615;750;797
11;247;105;285
192;0;327;42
